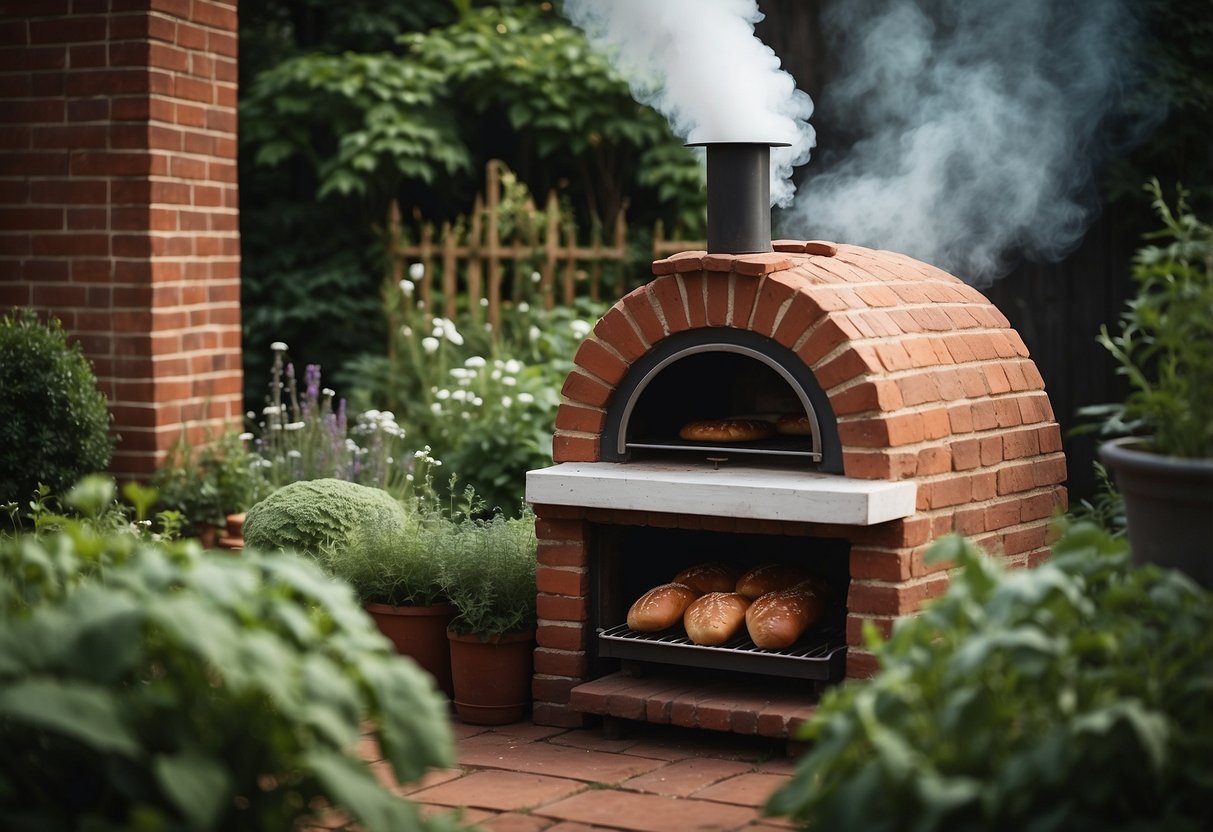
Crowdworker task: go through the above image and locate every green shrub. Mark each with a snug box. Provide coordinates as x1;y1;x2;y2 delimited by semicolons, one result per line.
0;516;458;831
243;478;412;566
152;430;270;531
0;309;114;503
766;522;1213;831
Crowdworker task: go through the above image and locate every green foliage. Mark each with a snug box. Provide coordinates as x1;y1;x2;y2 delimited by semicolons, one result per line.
765;522;1213;831
152;430;270;531
347;273;605;512
243;479;412;569
241;52;470;200
436;511;537;638
0;309;114;503
1088;181;1213;458
0;509;457;831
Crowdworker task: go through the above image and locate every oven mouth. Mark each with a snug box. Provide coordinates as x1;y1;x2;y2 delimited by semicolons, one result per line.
600;328;843;472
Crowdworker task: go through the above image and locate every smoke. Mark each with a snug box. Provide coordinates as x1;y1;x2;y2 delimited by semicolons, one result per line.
562;0;815;208
783;0;1143;284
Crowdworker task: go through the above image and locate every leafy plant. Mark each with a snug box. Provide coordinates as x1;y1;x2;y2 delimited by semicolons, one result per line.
152;430;270;531
765;522;1213;831
436;511;537;638
0;308;114;504
1084;180;1213;458
0;505;458;831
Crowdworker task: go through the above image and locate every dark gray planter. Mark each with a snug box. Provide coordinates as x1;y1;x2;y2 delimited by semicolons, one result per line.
1100;437;1213;588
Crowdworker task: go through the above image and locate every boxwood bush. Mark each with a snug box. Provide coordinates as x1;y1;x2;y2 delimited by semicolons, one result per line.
766;522;1213;831
0;515;460;831
0;308;113;503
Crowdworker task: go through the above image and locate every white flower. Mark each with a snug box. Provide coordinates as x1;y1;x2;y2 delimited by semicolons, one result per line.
517;392;535;405
399;279;415;296
408;262;425;280
263;405;280;415
491;369;502;381
518;301;530;312
259;458;273;468
345;439;359;451
400;325;412;337
322;387;335;397
479;297;489;307
436;388;451;400
504;359;522;374
531;270;541;284
449;367;473;381
284;421;305;431
246;411;256;419
452;389;468;402
484;323;493;332
501;396;512;408
270;341;288;352
379;410;395;423
364;409;380;420
287;449;302;459
461;412;471;420
422;336;440;354
430;402;443;415
502;376;517;387
406;474;415;482
238;432;254;441
529;326;540;341
570;320;591;338
472;396;483;407
465;356;486;368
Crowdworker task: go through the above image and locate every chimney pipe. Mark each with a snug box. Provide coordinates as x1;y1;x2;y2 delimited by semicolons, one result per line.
689;141;788;254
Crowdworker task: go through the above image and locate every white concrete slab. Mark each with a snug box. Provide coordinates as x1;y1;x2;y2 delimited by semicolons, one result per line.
526;461;916;526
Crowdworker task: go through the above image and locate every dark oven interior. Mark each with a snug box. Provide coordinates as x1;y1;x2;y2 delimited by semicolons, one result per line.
588;524;851;684
601;328;843;472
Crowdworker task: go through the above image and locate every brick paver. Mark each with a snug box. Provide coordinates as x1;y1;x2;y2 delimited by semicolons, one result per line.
458;732;667;783
693;773;792;808
537;789;759;832
622;758;755;797
412;770;586;812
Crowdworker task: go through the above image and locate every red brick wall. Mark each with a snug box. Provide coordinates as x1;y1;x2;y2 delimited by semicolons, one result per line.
0;0;241;479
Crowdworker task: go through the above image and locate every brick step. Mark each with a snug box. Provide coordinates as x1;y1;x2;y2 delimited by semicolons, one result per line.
569;668;823;739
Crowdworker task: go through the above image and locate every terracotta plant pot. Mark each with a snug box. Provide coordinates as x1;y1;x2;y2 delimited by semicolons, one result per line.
218;512;245;551
1100;437;1213;588
447;628;535;725
366;602;456;698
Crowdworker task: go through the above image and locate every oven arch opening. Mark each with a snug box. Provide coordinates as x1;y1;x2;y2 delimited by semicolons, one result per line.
600;328;843;472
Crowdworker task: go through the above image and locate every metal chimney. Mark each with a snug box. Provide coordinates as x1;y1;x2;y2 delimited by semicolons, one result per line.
689;141;788;254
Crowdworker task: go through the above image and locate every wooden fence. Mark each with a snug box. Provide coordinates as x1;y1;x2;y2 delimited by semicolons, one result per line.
386;160;631;332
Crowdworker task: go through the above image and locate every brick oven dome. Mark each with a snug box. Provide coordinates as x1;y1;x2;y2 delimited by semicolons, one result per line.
554;240;1065;515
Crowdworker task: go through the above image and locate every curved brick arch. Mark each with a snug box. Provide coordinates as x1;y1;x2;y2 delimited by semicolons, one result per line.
553;240;1066;557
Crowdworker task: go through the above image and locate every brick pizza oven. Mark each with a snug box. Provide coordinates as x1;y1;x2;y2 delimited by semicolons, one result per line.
525;144;1067;738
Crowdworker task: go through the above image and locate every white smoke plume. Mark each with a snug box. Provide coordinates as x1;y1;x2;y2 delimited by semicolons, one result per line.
784;0;1141;284
562;0;815;208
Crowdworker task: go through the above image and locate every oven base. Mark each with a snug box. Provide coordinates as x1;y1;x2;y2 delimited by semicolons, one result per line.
569;668;823;739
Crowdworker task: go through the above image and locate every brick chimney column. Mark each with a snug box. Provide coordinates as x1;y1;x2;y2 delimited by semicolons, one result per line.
0;0;242;480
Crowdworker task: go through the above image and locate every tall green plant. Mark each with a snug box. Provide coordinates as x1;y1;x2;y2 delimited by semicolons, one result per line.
766;522;1213;830
1087;180;1213;458
436;511;537;638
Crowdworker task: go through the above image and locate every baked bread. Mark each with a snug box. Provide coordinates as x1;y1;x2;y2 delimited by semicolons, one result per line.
745;582;824;649
626;582;699;632
678;418;776;443
735;563;813;600
673;562;745;594
684;592;751;646
775;413;814;436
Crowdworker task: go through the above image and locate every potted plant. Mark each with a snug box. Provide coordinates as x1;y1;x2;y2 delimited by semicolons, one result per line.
242;478;455;696
1091;180;1213;587
437;510;538;725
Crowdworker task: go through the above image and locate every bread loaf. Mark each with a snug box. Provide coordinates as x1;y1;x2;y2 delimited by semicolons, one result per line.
678;418;776;443
775;413;814;436
745;582;824;649
683;592;751;646
735;563;812;600
673;561;745;594
626;582;699;632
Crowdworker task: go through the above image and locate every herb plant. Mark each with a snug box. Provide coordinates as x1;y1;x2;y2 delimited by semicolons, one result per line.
152;429;269;531
436;511;537;638
0;308;114;503
0;503;457;831
1087;180;1213;458
765;522;1213;831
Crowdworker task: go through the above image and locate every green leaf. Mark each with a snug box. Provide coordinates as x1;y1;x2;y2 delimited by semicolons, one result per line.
360;656;454;783
153;747;233;829
0;678;138;756
304;748;429;832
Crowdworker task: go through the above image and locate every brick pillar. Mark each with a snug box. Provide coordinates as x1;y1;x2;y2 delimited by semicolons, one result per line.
0;0;242;480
